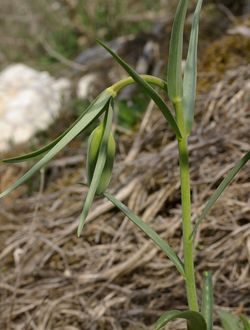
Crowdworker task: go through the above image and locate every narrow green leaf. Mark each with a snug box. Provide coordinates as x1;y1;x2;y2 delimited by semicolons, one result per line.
240;315;250;330
167;0;188;102
0;90;112;199
97;39;182;139
155;309;207;330
2;113;85;164
201;271;213;330
183;0;203;134
191;151;250;239
2;93;109;163
103;191;185;277
218;310;243;330
3;135;64;163
77;104;114;237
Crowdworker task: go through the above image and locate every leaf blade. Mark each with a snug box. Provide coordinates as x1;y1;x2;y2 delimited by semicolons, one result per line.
191;151;250;239
97;40;182;139
103;191;185;277
240;315;250;330
218;310;243;330
77;104;114;236
183;0;203;134
155;309;207;330
201;271;213;330
2;93;109;163
3;111;85;163
167;0;188;102
0;90;112;199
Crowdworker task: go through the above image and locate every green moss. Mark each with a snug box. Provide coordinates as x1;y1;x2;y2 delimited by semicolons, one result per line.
201;35;250;73
198;32;250;92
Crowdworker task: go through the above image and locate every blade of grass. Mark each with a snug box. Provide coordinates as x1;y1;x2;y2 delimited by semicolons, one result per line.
201;271;213;330
183;0;203;134
155;310;207;330
77;104;113;237
167;0;188;103
103;191;185;277
2;92;110;163
97;40;182;139
218;310;243;330
240;315;250;330
0;90;112;199
191;150;250;239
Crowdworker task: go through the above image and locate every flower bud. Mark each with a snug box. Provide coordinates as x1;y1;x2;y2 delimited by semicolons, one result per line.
86;124;116;194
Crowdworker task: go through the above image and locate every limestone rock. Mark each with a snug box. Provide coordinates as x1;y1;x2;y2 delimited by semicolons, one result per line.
77;73;98;99
0;64;71;152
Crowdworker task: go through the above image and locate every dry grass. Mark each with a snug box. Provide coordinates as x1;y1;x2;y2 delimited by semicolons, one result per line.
0;60;249;329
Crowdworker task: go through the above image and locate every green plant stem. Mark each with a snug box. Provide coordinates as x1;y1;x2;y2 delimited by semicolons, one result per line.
109;74;167;95
175;99;199;312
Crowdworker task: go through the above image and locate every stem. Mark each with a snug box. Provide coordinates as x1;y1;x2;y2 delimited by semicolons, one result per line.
110;74;167;94
175;99;199;312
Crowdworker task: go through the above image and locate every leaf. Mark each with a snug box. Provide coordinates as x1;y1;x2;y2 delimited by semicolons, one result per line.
155;309;207;330
77;104;113;237
0;90;112;199
2;93;109;163
201;271;213;330
103;191;185;277
3;135;63;163
240;315;250;330
97;39;182;139
218;310;243;330
191;150;250;239
3;110;85;163
183;0;203;134
167;0;188;102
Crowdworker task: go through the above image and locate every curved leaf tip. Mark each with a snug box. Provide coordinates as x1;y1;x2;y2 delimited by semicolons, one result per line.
0;89;113;200
155;309;207;330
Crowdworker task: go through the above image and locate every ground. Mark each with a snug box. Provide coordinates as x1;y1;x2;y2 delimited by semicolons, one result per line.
0;1;250;329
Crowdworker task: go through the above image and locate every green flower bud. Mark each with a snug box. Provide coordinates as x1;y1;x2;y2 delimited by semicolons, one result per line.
86;123;116;195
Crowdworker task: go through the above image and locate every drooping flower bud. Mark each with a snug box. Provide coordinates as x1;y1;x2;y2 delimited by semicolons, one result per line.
86;123;116;195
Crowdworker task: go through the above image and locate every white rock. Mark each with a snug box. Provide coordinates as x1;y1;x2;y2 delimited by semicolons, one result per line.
77;73;98;99
0;64;71;152
228;26;250;38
